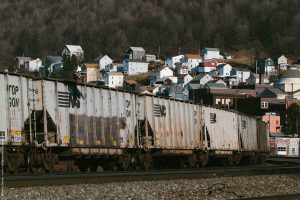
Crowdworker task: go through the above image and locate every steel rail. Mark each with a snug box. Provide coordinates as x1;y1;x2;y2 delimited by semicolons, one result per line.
3;165;300;187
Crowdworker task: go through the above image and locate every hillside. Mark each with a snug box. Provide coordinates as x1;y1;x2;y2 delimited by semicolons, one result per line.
0;0;300;69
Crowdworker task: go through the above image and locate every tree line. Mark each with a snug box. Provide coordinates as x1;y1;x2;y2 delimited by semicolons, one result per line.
0;0;300;69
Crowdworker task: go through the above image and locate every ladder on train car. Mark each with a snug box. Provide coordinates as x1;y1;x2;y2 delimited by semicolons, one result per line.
26;86;37;145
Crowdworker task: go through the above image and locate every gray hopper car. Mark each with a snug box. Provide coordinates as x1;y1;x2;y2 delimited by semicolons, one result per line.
0;73;269;173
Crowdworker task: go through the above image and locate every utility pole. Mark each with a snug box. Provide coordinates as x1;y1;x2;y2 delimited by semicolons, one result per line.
157;46;160;60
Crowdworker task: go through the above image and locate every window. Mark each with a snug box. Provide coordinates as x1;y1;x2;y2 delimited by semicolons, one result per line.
277;147;286;152
0;131;5;140
292;148;296;154
261;102;268;109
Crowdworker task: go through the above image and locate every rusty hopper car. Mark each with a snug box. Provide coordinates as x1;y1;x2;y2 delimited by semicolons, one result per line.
0;73;270;173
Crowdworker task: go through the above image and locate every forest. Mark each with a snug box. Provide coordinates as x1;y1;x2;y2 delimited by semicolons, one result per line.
0;0;300;69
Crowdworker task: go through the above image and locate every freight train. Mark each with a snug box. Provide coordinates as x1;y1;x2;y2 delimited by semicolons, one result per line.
0;72;269;173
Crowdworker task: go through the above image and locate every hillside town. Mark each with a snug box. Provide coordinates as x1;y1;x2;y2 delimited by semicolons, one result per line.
13;44;300;157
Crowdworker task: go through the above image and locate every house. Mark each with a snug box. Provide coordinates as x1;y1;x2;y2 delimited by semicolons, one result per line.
123;59;148;75
140;86;159;95
207;79;226;86
256;58;276;75
186;73;214;90
15;56;31;69
123;79;138;91
196;59;218;73
177;66;189;75
152;67;174;79
156;85;189;100
262;113;281;134
94;55;113;70
211;63;232;78
258;87;287;100
165;55;184;69
189;86;256;110
24;58;42;72
83;63;100;83
247;73;270;84
145;54;156;62
125;47;145;60
270;137;300;157
44;56;63;75
277;55;288;71
201;48;223;60
154;76;178;85
274;66;300;93
230;67;251;84
62;45;84;62
177;74;193;87
181;54;202;69
103;72;124;88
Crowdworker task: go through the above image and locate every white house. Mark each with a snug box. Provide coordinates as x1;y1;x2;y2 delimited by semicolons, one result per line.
201;48;223;60
178;66;189;75
278;55;288;71
187;73;214;89
103;72;124;88
123;59;148;75
24;58;42;72
211;64;232;78
230;67;251;83
62;45;84;61
177;74;193;86
165;55;184;69
94;55;113;70
181;54;202;69
152;67;174;79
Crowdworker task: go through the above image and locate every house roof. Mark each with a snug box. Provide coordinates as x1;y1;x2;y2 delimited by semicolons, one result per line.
129;47;145;52
16;56;31;61
205;83;228;89
107;72;123;76
66;45;84;53
185;54;201;59
204;48;219;51
266;87;286;95
126;59;149;63
124;79;137;84
45;56;62;64
192;73;210;81
84;63;98;69
94;54;112;62
279;66;300;79
178;74;191;79
179;66;189;69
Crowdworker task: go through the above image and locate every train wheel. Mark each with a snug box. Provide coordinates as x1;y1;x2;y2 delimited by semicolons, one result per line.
6;154;23;174
139;153;152;170
119;154;131;171
42;154;58;172
188;154;198;168
198;152;209;167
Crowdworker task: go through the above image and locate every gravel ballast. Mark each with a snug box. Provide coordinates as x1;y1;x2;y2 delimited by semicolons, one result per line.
2;174;300;200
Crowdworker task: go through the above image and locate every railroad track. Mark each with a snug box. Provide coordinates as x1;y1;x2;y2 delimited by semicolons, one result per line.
3;164;300;187
234;193;300;200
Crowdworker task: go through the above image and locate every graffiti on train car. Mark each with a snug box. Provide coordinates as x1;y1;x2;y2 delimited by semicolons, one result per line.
7;85;20;107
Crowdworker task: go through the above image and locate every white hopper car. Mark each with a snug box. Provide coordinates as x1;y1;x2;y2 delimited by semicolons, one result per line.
0;72;269;173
